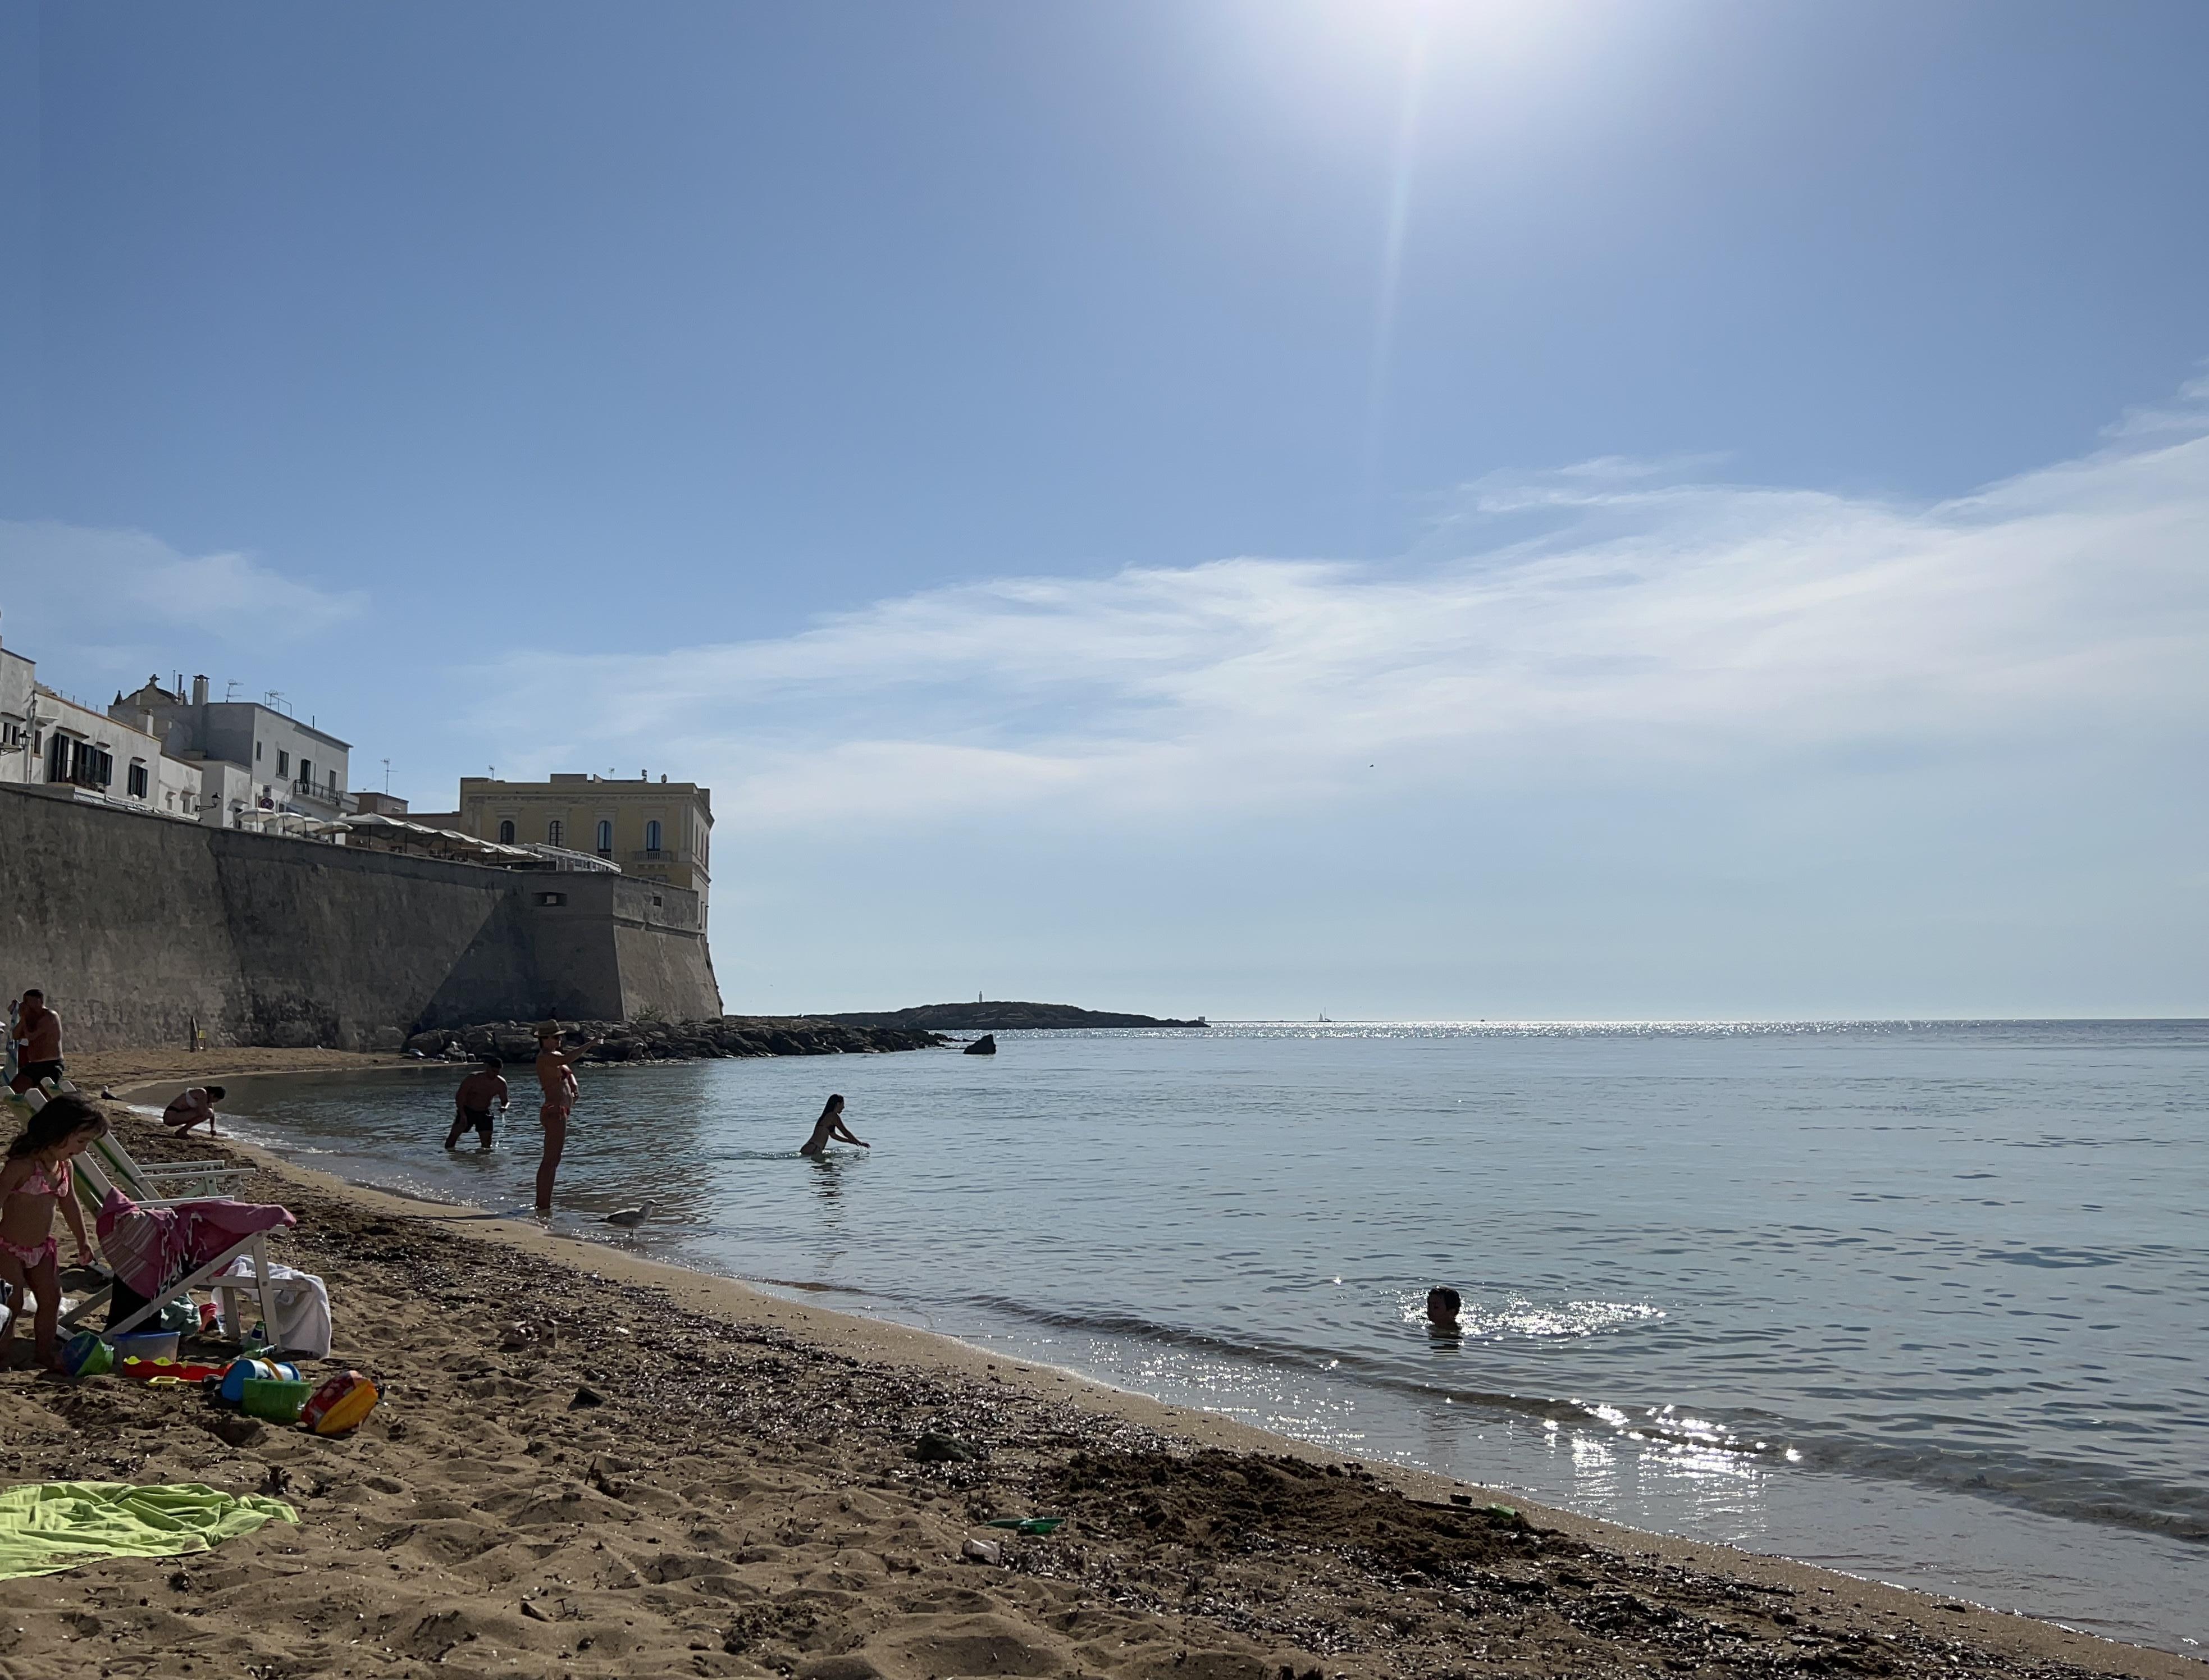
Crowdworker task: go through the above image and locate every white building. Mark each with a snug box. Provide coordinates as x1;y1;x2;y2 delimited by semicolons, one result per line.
0;678;203;821
0;645;33;767
120;675;353;821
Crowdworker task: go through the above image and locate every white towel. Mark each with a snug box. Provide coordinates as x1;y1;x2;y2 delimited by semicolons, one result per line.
215;1256;333;1360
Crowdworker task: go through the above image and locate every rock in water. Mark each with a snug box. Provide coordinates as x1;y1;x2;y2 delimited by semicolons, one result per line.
963;1033;997;1056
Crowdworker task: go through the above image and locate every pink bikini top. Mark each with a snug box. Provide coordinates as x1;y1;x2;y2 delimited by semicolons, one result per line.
8;1158;69;1200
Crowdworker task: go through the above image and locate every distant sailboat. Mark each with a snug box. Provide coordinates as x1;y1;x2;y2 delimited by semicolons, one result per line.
1316;1011;1331;1022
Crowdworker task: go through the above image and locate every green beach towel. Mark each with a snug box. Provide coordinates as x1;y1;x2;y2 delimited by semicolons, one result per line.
0;1482;297;1580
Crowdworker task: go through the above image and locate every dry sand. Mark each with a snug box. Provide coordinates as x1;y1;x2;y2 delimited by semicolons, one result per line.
0;1074;2194;1680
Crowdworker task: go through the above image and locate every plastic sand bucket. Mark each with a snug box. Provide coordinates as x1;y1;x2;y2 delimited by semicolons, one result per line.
240;1377;313;1422
218;1357;300;1404
111;1331;181;1363
61;1331;113;1378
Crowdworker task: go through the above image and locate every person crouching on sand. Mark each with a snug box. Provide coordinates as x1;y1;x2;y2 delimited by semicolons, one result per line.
0;1094;104;1371
533;1025;601;1213
799;1094;869;1158
162;1085;226;1136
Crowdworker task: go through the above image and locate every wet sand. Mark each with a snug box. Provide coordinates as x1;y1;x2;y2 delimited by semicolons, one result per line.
0;1077;2194;1679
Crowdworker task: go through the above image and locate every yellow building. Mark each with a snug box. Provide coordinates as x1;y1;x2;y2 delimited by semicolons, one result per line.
454;774;714;925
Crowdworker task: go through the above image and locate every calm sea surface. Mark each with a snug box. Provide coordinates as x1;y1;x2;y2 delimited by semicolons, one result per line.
216;1022;2207;1653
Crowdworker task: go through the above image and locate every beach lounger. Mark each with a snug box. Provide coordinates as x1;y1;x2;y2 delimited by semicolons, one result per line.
84;1130;254;1207
62;1186;298;1350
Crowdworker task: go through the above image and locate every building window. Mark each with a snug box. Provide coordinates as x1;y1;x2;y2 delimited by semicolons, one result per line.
127;762;149;798
644;819;662;854
255;741;262;761
536;891;566;907
497;819;516;844
596;819;613;856
49;735;113;789
277;749;290;776
546;818;563;847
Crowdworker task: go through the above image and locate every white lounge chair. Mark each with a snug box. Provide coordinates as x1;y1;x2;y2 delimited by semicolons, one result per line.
85;1129;255;1207
63;1154;292;1349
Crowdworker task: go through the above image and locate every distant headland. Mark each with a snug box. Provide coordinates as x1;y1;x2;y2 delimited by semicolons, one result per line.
816;1001;1208;1030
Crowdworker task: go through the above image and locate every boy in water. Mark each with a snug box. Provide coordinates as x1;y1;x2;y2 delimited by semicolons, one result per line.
533;1026;601;1212
1426;1286;1462;1332
445;1057;509;1151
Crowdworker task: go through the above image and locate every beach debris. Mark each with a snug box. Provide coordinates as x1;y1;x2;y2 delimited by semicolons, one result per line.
984;1516;1065;1535
603;1203;656;1230
909;1432;978;1463
569;1385;607;1409
960;1537;1003;1564
260;1464;291;1497
499;1318;559;1353
521;1599;553;1622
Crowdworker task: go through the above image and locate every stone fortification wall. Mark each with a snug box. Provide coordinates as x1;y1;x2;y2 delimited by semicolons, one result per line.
0;784;720;1051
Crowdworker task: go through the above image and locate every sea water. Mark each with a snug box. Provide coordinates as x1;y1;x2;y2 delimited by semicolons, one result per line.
217;1021;2208;1652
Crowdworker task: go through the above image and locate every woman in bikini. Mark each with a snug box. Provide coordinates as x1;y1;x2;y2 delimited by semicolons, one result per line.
798;1094;869;1158
0;1094;104;1371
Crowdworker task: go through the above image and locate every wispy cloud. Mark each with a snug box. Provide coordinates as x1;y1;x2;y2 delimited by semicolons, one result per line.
0;523;366;665
482;405;2209;836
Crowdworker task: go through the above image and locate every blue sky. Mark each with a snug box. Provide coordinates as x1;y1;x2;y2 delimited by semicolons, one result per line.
3;1;2206;1017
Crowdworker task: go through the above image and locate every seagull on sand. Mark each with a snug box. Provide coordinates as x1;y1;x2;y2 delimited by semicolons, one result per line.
603;1203;655;1230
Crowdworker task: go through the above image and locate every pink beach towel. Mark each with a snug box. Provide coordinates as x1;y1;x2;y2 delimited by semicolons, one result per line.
95;1190;296;1299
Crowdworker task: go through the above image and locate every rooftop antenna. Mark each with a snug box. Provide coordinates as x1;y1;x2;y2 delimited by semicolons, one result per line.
382;757;391;793
224;680;240;701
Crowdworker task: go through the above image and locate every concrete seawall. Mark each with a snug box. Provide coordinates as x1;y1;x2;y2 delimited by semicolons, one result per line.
0;784;720;1050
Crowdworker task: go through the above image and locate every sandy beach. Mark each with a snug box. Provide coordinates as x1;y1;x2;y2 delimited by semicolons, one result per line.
0;1068;2194;1680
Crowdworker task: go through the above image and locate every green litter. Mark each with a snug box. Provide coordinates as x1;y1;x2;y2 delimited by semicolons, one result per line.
983;1517;1065;1535
0;1482;298;1581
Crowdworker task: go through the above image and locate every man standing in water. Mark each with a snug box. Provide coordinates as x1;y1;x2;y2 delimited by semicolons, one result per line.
445;1056;509;1151
533;1024;601;1213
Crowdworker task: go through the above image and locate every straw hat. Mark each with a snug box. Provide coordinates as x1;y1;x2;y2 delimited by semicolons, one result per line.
535;1021;563;1039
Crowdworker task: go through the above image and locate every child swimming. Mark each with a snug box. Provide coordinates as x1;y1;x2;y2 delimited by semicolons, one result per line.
0;1093;104;1371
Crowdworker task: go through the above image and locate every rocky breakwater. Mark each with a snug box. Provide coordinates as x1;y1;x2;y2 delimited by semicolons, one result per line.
405;1015;947;1065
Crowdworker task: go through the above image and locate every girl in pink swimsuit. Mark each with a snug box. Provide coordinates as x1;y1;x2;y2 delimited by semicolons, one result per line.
0;1094;104;1371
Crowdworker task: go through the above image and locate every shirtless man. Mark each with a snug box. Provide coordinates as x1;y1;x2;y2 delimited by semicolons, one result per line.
533;1026;601;1213
8;991;63;1095
445;1057;510;1151
162;1085;227;1136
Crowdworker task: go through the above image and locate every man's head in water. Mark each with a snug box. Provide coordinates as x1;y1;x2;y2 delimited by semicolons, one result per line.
1426;1286;1462;1330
